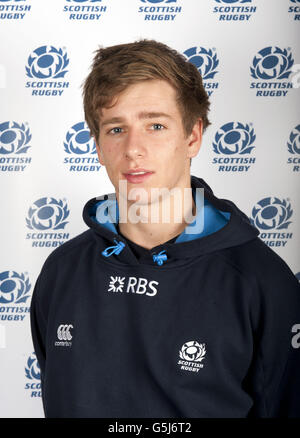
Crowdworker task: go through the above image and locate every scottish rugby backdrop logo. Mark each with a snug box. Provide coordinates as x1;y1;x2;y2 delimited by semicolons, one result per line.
63;0;107;20
63;122;100;172
289;0;300;20
26;197;70;247
212;122;256;172
250;46;294;97
212;0;257;21
178;341;206;373
138;0;182;21
0;121;32;172
250;197;293;248
0;0;31;20
0;271;31;322
287;125;300;172
25;353;41;398
183;47;219;96
25;45;70;96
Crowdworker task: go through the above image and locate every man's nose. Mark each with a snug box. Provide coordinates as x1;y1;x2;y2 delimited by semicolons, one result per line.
123;127;146;159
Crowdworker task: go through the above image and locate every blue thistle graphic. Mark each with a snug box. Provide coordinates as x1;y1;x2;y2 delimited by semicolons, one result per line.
250;197;293;231
0;271;31;304
26;45;69;80
64;122;96;155
213;122;256;155
250;46;294;80
26;197;69;231
25;353;40;381
184;47;219;80
0;121;31;155
287;125;300;154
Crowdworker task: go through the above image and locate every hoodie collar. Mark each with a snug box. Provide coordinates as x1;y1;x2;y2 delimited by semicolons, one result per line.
83;175;259;266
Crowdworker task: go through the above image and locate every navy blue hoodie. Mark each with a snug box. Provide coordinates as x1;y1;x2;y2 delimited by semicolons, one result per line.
30;175;300;418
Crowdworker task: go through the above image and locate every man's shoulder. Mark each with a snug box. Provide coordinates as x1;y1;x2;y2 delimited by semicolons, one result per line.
40;229;94;273
217;237;298;288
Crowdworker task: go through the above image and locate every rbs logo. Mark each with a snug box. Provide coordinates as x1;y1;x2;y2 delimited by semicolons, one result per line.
108;276;159;297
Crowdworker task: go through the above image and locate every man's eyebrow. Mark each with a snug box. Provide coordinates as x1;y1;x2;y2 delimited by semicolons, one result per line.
138;111;173;120
100;117;124;128
100;112;173;128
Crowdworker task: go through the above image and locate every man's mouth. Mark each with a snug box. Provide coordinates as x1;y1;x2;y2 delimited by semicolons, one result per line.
122;169;154;183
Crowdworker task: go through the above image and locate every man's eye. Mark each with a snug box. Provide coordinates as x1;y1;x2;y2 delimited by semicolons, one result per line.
151;123;164;130
109;127;123;134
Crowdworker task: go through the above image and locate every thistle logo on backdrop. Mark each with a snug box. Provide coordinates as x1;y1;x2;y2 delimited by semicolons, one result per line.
0;271;31;322
183;47;219;96
138;0;182;21
25;353;41;398
25;45;70;96
63;122;100;172
212;122;256;172
289;0;300;20
212;0;257;21
63;0;107;21
250;46;294;97
287;125;300;172
0;121;32;172
26;197;70;247
250;197;293;248
0;0;31;20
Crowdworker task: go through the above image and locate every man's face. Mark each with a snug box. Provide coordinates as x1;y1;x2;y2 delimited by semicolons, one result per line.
96;79;202;206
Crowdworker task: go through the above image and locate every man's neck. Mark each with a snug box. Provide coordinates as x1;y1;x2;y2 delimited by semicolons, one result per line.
117;186;196;250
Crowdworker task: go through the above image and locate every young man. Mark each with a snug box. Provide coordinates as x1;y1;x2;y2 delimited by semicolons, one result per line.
30;40;300;418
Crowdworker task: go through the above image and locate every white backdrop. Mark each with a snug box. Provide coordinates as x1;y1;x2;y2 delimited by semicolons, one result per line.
0;0;299;418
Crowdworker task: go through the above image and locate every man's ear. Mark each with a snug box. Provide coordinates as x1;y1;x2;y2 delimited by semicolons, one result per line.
187;118;203;159
95;139;105;166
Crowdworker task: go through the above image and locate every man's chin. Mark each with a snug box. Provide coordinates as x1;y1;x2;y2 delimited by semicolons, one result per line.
118;186;157;205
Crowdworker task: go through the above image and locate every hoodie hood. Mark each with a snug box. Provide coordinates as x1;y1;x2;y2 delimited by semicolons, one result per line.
83;175;259;267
